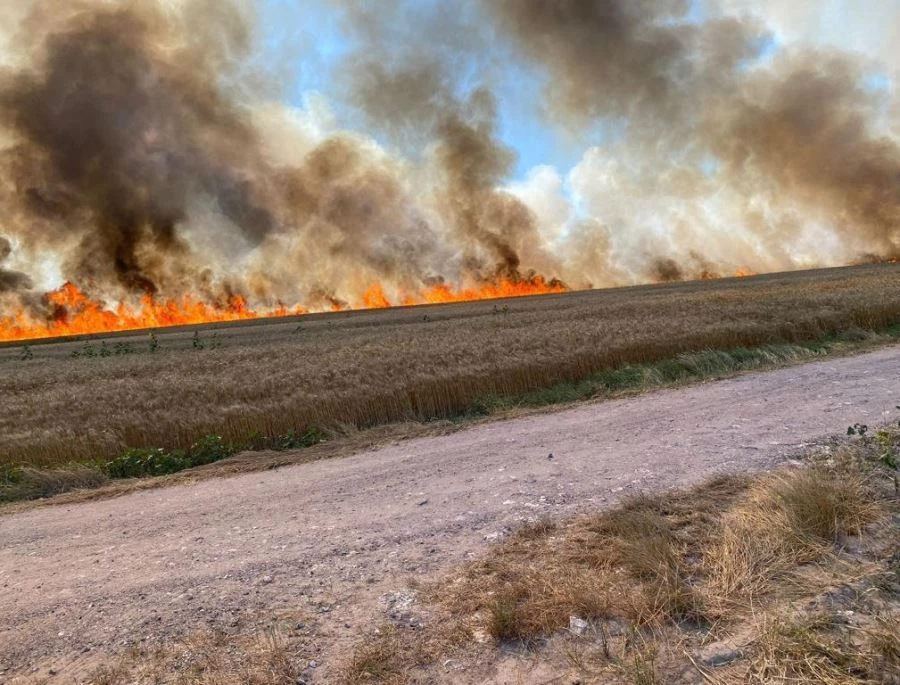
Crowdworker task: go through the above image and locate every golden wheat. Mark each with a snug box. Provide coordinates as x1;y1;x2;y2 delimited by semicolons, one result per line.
1;264;899;468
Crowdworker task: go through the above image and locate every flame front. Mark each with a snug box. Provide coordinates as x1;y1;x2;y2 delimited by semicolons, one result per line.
0;277;568;343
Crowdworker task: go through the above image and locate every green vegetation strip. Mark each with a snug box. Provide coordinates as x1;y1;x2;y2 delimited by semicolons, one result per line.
2;324;899;504
469;324;900;414
0;428;325;503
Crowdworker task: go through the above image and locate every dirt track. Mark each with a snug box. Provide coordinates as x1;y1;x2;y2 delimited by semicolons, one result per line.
2;346;899;682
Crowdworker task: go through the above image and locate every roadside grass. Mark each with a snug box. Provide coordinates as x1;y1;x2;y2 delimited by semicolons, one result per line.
85;626;304;685
0;464;110;502
341;429;900;684
750;612;900;684
0;428;326;503
470;328;900;414
3;324;900;505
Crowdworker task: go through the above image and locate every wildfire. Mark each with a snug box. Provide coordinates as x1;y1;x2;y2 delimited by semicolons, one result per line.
0;277;567;343
362;276;568;309
699;268;757;280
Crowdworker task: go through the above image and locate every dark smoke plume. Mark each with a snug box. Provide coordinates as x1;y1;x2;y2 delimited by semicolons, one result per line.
711;50;900;258
484;0;763;128
336;3;560;283
0;0;273;295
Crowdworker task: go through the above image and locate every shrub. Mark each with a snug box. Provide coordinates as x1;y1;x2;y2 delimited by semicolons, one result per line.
189;434;235;465
275;427;325;450
104;448;191;479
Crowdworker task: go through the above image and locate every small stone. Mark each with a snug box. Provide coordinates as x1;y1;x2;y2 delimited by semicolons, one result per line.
417;499;429;506
261;575;273;584
568;616;589;635
308;660;319;668
48;668;57;676
695;641;742;668
443;659;461;670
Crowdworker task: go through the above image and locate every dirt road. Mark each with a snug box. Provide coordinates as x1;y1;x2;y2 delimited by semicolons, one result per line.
2;347;899;682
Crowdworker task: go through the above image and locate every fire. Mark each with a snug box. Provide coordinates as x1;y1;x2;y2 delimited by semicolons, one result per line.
0;277;567;343
363;276;568;309
0;282;303;343
699;268;757;280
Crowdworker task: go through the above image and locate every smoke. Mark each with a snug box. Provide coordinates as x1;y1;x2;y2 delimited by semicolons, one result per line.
335;3;561;283
484;0;762;129
710;50;900;258
0;0;897;325
0;236;31;292
485;0;900;273
0;0;282;295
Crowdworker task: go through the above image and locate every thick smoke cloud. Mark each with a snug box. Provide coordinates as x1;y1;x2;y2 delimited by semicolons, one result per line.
0;0;897;324
711;50;900;258
486;0;900;273
0;0;278;295
337;3;561;284
485;0;762;128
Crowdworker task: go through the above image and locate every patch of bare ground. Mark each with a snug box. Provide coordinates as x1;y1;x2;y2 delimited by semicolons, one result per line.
337;430;900;684
39;429;899;685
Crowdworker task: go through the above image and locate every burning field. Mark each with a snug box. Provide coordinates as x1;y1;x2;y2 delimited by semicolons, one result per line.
1;0;900;496
2;263;899;498
0;0;898;341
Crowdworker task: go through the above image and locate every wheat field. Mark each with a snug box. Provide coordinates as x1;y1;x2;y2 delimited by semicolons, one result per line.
2;263;899;469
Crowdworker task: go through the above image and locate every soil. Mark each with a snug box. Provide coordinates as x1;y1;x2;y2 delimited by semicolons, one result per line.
1;346;898;683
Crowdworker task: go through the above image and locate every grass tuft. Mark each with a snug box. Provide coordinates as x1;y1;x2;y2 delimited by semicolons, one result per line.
774;467;880;541
0;464;108;502
749;612;899;684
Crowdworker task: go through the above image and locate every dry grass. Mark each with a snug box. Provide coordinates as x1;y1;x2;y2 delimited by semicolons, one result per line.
1;264;899;472
749;612;900;684
343;623;472;684
82;626;304;685
703;467;881;616
0;464;109;502
342;430;900;684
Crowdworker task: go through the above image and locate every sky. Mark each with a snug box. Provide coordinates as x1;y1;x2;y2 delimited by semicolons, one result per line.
254;0;897;182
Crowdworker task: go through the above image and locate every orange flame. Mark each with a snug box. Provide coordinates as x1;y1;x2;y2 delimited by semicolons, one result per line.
0;277;567;343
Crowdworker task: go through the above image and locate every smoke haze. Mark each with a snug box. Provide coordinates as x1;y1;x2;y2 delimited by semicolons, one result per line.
0;0;897;324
